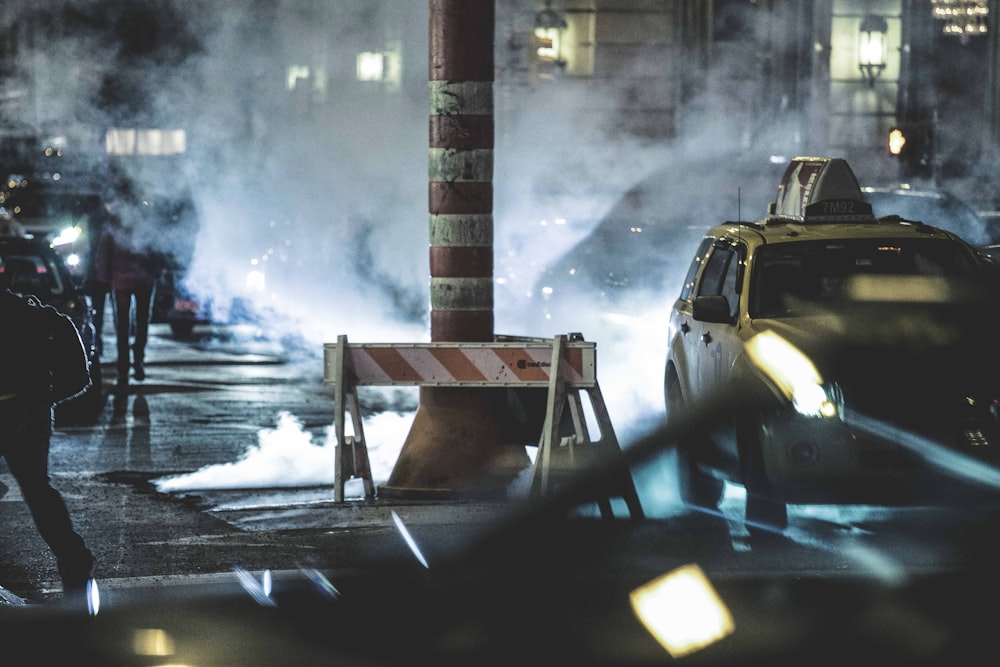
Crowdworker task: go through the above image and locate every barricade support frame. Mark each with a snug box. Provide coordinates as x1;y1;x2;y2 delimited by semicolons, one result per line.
324;333;642;518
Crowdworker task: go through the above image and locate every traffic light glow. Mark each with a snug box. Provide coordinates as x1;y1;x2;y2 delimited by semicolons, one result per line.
888;128;907;156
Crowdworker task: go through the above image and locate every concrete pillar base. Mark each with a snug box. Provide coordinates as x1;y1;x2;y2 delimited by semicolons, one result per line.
379;386;532;499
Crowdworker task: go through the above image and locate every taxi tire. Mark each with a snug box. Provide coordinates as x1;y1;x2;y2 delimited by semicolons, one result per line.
737;416;788;530
665;368;725;509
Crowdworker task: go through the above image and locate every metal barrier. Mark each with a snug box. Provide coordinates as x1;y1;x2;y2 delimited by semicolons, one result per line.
323;333;642;518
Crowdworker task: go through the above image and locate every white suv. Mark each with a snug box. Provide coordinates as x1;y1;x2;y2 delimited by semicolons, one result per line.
664;157;1000;529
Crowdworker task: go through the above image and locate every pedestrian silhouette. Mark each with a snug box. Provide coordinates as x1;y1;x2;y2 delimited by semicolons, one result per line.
0;289;95;603
95;175;164;389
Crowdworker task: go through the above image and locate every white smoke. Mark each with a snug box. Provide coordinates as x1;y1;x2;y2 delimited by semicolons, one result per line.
138;4;788;493
153;410;416;496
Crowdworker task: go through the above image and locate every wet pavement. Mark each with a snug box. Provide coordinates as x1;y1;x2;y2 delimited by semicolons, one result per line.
0;322;517;605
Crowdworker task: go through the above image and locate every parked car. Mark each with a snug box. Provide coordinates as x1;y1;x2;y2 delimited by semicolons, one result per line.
530;153;788;337
0;233;103;423
664;157;1000;528
152;267;211;337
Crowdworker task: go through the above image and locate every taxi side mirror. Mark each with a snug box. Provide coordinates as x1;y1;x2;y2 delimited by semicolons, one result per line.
692;295;733;324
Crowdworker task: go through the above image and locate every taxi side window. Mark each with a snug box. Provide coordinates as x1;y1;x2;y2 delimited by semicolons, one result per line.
679;238;714;301
696;245;739;320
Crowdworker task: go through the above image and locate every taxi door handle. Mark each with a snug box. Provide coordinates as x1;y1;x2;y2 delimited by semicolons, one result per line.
701;332;712;346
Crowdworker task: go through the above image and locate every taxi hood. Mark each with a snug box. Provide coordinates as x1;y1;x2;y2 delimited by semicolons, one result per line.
748;279;1000;433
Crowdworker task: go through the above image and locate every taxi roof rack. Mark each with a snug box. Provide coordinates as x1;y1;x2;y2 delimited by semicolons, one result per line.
766;156;876;225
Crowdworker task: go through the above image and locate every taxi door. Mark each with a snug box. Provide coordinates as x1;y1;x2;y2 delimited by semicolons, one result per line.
693;241;743;399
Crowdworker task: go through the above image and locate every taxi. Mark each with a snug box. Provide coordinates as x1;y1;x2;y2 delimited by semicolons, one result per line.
664;157;1000;528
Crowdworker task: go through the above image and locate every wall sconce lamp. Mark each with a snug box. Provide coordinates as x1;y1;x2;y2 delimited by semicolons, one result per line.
858;14;888;87
534;0;567;75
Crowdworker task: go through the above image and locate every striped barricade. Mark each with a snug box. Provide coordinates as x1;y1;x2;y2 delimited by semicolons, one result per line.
323;334;642;518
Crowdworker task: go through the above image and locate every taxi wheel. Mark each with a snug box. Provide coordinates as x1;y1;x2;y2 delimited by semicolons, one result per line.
737;416;788;530
665;368;724;509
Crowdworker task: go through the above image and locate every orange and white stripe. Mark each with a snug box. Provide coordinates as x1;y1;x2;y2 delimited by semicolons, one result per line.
325;341;596;388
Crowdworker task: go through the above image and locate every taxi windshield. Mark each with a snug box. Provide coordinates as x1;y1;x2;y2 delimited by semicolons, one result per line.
749;237;984;318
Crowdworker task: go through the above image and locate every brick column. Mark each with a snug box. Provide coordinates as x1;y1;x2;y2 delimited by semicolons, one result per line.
380;0;530;498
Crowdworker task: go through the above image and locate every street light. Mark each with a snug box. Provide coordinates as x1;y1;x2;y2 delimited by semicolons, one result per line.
858;14;888;87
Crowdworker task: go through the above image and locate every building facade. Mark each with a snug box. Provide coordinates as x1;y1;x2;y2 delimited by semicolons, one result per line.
0;1;997;205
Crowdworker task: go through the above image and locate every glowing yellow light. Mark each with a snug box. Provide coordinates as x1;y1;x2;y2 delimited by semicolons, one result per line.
745;330;836;418
630;564;735;658
356;52;385;81
534;27;560;59
859;31;886;67
132;628;175;656
888;128;906;155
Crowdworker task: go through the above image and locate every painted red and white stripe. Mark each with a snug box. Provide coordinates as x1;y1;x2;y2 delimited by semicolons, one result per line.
329;343;596;388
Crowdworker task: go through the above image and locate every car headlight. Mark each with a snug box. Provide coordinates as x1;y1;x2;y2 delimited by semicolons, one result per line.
745;330;842;419
51;225;82;246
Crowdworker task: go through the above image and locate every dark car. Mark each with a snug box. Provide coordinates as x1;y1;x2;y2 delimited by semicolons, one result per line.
0;233;103;423
665;157;1000;528
860;185;989;246
530;154;788;337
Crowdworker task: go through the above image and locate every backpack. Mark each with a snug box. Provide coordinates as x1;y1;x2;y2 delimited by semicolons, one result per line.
0;289;92;405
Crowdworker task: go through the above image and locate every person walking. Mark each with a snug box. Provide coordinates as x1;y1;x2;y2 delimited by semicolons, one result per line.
0;289;96;602
95;176;163;388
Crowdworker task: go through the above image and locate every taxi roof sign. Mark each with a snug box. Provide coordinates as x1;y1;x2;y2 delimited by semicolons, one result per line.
766;157;875;224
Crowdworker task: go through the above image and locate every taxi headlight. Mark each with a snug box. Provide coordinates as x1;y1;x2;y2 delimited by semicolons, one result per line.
745;330;842;419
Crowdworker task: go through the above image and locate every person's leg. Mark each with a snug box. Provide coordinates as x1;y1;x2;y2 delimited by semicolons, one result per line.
2;403;94;592
132;282;155;380
112;289;132;386
88;285;108;359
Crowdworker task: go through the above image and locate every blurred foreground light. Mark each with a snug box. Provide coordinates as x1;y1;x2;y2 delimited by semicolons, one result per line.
65;253;81;267
301;568;341;600
234;567;276;607
86;578;100;616
392;510;429;569
51;225;82;246
132;628;175;657
630;563;734;658
745;330;836;418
